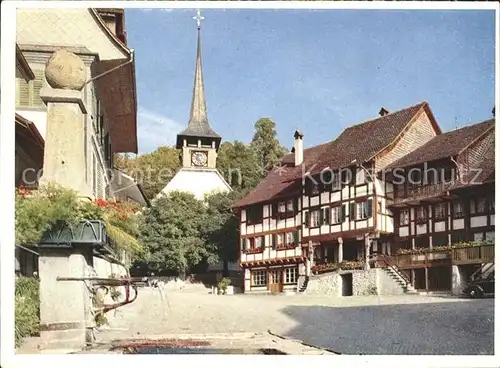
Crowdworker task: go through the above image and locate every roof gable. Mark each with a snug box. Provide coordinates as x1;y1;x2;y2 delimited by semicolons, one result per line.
387;119;495;170
310;101;430;175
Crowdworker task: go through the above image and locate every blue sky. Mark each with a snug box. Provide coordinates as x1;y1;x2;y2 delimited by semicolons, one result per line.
125;8;496;154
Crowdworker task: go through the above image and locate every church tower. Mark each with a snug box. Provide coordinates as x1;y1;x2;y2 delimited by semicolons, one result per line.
176;11;221;169
157;10;231;201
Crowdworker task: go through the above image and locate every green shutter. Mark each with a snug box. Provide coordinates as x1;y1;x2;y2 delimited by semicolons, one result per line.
367;199;373;218
349;203;355;218
293;198;299;213
18;78;30;107
304;211;310;228
293;230;299;246
272;234;276;249
241;237;246;251
342;205;346;222
32;69;44;107
319;209;324;225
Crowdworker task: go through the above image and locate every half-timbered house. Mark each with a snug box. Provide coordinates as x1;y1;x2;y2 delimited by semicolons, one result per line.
385;118;495;292
233;101;442;293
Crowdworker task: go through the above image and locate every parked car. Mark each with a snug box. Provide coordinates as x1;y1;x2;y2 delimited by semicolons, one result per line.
463;277;495;298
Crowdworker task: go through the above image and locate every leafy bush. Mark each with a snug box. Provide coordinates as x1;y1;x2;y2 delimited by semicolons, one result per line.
15;277;40;347
217;277;231;295
15;182;146;261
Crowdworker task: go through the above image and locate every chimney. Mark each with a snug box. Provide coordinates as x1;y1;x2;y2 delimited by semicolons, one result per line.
293;130;304;166
379;107;389;116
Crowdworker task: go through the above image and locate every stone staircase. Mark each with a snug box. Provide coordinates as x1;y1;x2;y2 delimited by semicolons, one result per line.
297;275;309;293
383;266;416;294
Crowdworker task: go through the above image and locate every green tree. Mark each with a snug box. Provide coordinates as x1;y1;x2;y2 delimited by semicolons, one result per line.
250;117;289;172
138;191;211;274
216;141;263;193
202;191;241;269
115;146;181;200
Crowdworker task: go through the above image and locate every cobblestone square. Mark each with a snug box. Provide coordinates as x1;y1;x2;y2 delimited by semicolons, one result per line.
95;287;494;355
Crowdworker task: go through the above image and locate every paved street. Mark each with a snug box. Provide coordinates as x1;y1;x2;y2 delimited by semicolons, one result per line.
96;285;494;355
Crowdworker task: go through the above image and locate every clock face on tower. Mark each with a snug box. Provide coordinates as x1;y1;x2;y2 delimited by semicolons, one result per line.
191;151;208;167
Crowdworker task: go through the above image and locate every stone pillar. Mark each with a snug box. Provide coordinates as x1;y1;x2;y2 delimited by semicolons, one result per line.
38;49;91;198
337;237;343;263
37;50;94;349
364;235;371;270
39;246;94;349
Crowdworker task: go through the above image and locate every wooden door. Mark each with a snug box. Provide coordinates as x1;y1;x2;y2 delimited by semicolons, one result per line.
269;269;282;293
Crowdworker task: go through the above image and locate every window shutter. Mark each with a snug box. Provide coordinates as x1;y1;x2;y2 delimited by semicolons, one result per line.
323;207;329;225
319;209;324;225
304;211;310;228
241;237;246;251
342;205;346;222
293;198;299;213
32;70;44;107
367;199;373;218
272;203;277;218
349;203;355;218
293;230;299;246
18;79;30;107
272;234;276;249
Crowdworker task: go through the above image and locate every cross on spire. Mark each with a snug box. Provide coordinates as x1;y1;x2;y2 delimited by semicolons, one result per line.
193;9;205;29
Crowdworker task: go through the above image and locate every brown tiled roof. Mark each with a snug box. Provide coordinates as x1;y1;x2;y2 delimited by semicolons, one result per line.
310;101;435;175
449;128;495;190
232;142;330;208
233;101;435;208
386;119;495;170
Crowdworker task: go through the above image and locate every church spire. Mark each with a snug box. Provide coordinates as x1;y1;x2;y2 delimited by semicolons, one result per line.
176;9;221;149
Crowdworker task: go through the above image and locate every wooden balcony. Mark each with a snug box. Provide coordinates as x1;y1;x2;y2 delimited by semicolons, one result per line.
393;244;494;268
392;182;451;205
452;244;494;265
395;250;450;269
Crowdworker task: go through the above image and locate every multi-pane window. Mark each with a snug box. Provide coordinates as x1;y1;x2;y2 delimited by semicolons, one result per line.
247;205;263;224
310;209;321;227
416;206;427;224
278;201;286;214
277;199;296;218
284;267;298;284
332;173;341;191
470;198;487;215
474;233;484;242
277;233;285;246
251;270;267;286
255;236;264;249
399;209;410;226
357;202;368;220
433;234;448;247
311;182;320;196
331;206;342;224
434;203;446;221
287;232;296;245
485;231;495;242
453;201;464;218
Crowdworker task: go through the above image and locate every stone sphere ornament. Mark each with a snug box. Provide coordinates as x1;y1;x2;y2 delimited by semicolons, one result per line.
45;49;87;91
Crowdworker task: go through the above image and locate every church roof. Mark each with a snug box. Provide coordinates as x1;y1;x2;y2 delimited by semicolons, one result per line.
176;27;221;148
